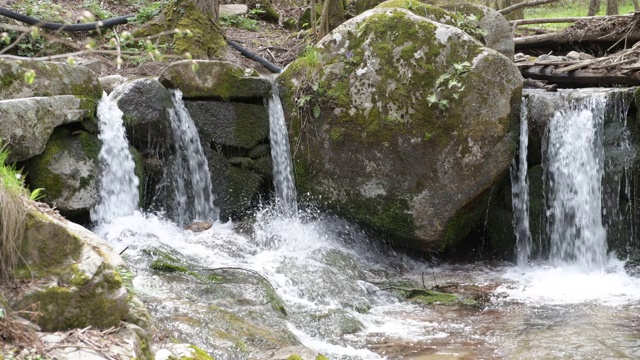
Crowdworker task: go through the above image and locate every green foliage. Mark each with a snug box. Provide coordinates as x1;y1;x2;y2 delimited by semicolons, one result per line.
14;0;65;23
452;13;488;40
220;15;259;31
427;61;471;110
133;1;163;24
83;0;115;20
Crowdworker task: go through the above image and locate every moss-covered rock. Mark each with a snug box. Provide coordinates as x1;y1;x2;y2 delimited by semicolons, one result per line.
279;8;521;252
159;60;270;101
249;0;280;23
297;4;323;29
22;128;100;222
0;60;102;100
10;206;149;334
0;95;96;162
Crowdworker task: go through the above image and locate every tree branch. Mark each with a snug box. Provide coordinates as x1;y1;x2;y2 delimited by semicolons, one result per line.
511;13;633;26
499;0;560;15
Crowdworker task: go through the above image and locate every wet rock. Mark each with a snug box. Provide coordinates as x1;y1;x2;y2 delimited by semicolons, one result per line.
98;74;127;94
185;221;213;232
159;60;271;100
22;128;100;222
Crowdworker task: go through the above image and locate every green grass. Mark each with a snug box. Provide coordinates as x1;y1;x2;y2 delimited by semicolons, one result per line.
523;0;636;30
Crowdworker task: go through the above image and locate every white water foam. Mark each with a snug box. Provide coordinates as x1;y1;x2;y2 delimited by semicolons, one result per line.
91;92;140;225
497;260;640;306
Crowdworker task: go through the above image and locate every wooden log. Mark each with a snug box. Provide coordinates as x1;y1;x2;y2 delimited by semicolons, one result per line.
521;65;640;85
515;28;640;50
511;13;633;27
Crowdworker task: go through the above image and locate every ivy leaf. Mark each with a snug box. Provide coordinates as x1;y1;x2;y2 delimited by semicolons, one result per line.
426;93;438;106
313;105;321;118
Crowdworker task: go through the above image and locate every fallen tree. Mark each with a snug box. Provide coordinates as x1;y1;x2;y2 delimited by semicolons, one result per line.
515;12;640;51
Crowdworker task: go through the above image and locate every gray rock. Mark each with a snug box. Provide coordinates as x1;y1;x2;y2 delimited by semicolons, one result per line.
220;4;248;16
159;60;271;100
279;8;522;251
0;95;92;161
185;100;270;149
99;74;127;94
0;60;102;100
23;128;100;220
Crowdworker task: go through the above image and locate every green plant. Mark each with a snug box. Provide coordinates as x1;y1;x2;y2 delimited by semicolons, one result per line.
220;15;259;31
133;2;162;24
453;14;488;41
83;0;115;20
0;143;29;282
427;61;472;110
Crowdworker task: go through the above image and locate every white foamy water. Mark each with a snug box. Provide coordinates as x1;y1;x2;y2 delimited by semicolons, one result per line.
168;89;219;225
91;92;139;225
266;81;298;215
497;260;640;306
512;97;531;266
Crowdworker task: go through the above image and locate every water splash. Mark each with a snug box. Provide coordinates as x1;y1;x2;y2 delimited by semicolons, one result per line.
91;91;139;225
512;97;532;267
168;89;219;225
545;91;608;270
266;81;298;215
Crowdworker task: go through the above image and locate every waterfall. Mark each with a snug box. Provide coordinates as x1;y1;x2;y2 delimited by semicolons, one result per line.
512;97;532;267
168;89;219;225
545;91;608;270
91;92;140;225
266;81;298;215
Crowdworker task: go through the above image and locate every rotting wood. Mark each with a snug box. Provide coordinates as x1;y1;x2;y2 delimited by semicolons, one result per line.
521;65;640;85
511;13;633;27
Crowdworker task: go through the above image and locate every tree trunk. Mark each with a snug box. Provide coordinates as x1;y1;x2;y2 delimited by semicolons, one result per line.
606;0;618;15
587;0;600;16
317;0;345;41
633;0;639;11
195;0;219;20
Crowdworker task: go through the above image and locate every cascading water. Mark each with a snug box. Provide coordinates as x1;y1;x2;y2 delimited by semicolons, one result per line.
167;89;219;225
91;91;140;225
511;97;532;267
266;80;298;215
545;91;608;270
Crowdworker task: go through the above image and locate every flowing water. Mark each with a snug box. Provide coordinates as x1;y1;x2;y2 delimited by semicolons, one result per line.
91;91;140;225
266;81;298;215
511;97;532;267
167;89;219;225
92;88;640;359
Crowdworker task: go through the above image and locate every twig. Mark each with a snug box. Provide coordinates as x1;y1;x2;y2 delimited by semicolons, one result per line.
499;0;559;15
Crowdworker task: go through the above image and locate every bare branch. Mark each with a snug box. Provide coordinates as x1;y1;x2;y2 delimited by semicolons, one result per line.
499;0;560;15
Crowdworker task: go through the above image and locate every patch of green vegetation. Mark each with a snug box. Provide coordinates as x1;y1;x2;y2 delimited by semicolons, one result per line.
150;259;188;273
316;355;329;360
523;1;635;30
83;0;115;20
220;15;260;31
133;1;162;24
286;356;303;360
399;288;458;305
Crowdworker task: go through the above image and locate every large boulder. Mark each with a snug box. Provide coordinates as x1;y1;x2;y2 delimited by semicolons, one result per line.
22;128;100;222
159;60;271;100
279;8;522;251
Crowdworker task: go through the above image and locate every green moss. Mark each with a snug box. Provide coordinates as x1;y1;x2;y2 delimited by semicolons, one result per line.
69;264;90;286
376;0;450;21
176;345;215;360
264;281;287;316
286;356;303;360
78;131;101;160
1;73;16;88
150;259;188;273
316;356;329;360
23;128;69;200
399;288;458;305
439;190;490;250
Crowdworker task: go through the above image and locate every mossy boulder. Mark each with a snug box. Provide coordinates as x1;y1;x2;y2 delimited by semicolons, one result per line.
0;95;96;162
9;206;149;334
0;60;101;100
279;8;521;252
159;60;271;100
249;0;280;23
22;128;100;222
297;4;323;29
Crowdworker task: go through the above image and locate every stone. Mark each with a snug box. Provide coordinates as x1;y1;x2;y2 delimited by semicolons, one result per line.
0;60;102;100
98;74;127;94
22;128;100;222
220;4;248;16
159;60;271;100
269;346;319;360
185;100;270;150
8;204;151;335
279;8;522;251
441;3;515;59
0;95;93;162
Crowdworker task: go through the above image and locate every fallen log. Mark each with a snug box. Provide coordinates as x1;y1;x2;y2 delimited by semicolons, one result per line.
511;13;633;27
515;28;640;50
521;65;640;86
